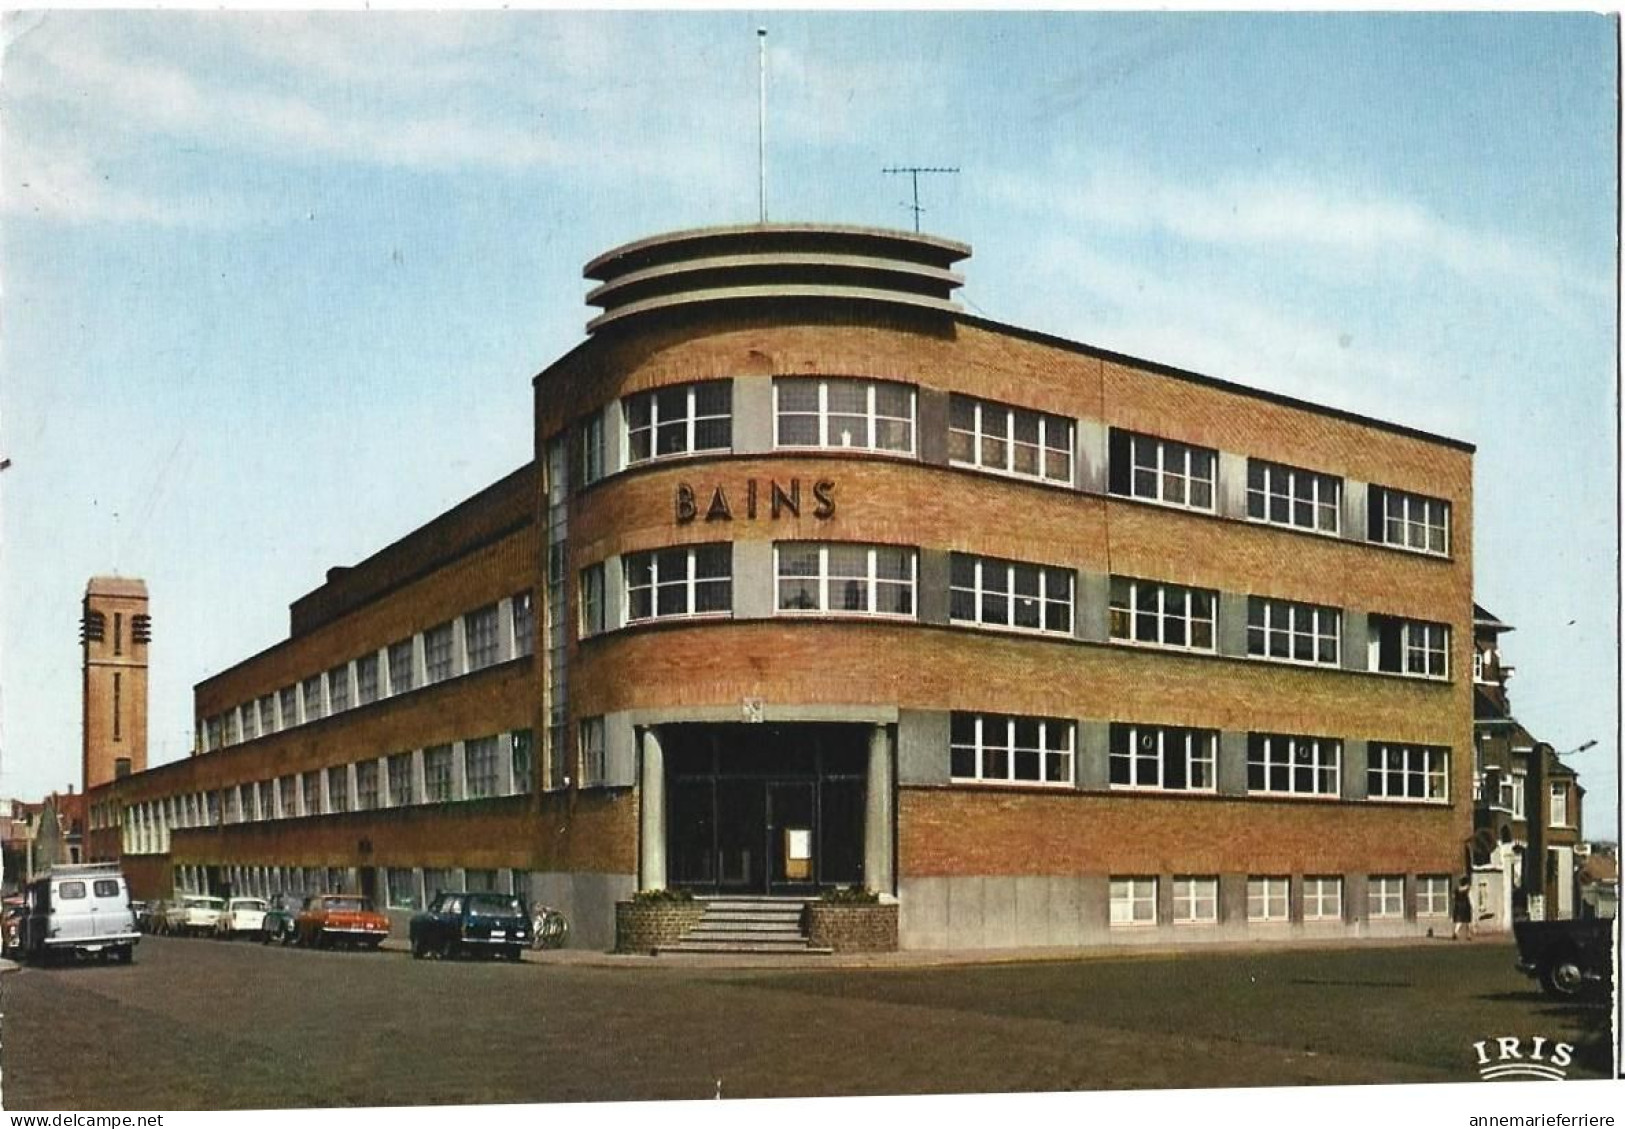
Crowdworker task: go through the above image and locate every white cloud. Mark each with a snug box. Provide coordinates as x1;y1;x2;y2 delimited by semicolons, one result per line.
0;134;250;228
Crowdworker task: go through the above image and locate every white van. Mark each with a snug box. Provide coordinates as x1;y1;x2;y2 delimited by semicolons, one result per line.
18;863;140;964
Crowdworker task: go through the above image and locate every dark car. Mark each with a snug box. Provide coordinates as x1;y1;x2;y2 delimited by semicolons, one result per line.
410;891;530;961
260;893;303;945
1514;916;1615;999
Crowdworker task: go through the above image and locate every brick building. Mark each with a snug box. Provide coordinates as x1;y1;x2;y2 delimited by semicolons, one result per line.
87;223;1476;951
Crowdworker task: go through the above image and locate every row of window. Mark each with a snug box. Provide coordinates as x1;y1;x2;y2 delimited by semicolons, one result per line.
1109;874;1454;927
172;864;533;915
121;732;535;854
200;593;535;755
574;379;1454;556
583;544;1452;680
951;712;1449;801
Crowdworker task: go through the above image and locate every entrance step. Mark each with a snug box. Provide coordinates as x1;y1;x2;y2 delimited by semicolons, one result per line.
657;896;832;956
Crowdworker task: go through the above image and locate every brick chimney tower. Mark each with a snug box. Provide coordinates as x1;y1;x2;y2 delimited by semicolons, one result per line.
81;577;150;790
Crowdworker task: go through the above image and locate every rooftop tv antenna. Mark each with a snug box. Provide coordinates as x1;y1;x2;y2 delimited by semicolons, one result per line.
883;166;959;232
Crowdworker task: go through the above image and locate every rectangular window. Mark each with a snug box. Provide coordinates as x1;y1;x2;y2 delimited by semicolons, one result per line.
1247;733;1341;797
1550;782;1569;827
624;380;732;463
279;776;298;819
257;781;275;822
776;543;916;617
113;674;124;741
1109;877;1158;927
1109;724;1217;792
774;377;915;454
1108;577;1217;651
465;605;501;672
355;761;380;811
259;694;278;735
1368;485;1450;555
1417;875;1451;917
387;752;416;807
1303;876;1344;921
1247;876;1290;922
422;868;456;902
625;545;732;622
1366;743;1449;803
947;395;1073;483
386;868;419;911
302;676;325;722
355;654;380;706
1172;876;1218;925
388;639;416;695
327;664;351;713
511;591;536;658
1247;597;1342;665
949;554;1073;635
579;566;606;637
424;745;454;803
225;710;239;746
510;730;534;795
580;412;605;484
1369;615;1449;679
1247;459;1341;534
1507;771;1527;820
239;702;256;741
424;622;456;684
949;712;1075;786
302;772;322;817
579;717;607;787
279;686;299;727
326;766;350;814
1368;875;1405;919
1108;429;1216;511
463;737;500;799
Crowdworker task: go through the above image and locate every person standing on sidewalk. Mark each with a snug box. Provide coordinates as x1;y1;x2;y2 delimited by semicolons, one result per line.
1452;877;1475;940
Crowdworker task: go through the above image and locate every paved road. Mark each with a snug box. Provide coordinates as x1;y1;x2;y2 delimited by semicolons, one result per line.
0;935;1611;1109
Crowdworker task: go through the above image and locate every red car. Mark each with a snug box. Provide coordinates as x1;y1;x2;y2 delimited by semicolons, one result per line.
293;894;391;950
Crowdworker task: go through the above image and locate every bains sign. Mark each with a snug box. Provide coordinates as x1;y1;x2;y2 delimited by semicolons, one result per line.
676;478;835;524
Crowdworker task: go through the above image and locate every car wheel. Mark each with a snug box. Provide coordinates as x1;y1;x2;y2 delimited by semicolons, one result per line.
1540;957;1585;999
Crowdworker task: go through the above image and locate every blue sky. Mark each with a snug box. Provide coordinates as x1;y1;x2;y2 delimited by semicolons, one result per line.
0;11;1617;836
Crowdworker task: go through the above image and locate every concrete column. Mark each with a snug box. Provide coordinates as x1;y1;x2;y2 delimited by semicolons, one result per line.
411;748;426;806
732;540;776;619
1076;417;1108;494
412;632;428;689
1343;480;1369;543
603;556;625;629
1218;731;1250;797
497;597;516;662
1076;571;1110;643
1217;451;1249;520
897;710;950;785
864;725;895;894
1217;591;1250;658
451;740;467;801
1342;738;1369;800
917;387;950;466
917;548;951;626
603;403;625;475
498;732;516;795
451;617;469;678
733;376;774;455
639;727;667;891
1341;609;1369;672
1076;720;1111;791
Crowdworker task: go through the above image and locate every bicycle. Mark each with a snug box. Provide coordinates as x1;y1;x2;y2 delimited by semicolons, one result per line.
530;905;569;950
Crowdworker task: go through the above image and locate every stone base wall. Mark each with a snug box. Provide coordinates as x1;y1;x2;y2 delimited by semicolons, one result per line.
615;901;705;953
804;902;899;953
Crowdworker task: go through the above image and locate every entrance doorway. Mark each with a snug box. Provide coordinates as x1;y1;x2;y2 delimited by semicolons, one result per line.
665;723;867;895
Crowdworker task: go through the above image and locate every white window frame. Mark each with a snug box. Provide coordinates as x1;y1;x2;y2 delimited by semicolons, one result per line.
1111;429;1217;512
1109;577;1217;652
947;394;1073;484
580;411;605;484
1109;877;1159;927
1369;485;1450;556
423;745;455;803
387;752;416;807
1417;875;1451;917
388;639;416;695
1172;876;1218;925
775;543;918;619
623;381;732;465
773;377;916;455
355;761;380;811
624;544;733;624
464;736;500;799
949;554;1074;636
355;654;380;706
326;664;351;714
1366;743;1449;803
1550;782;1569;827
579;717;607;788
1247;876;1290;923
1247;459;1342;535
1369;615;1450;680
1368;875;1405;919
1507;770;1527;820
1247;596;1342;667
1247;733;1342;798
1109;724;1217;792
1303;876;1344;921
949;712;1076;787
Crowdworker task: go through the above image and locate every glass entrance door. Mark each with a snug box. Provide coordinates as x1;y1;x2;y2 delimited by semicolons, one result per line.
767;781;817;893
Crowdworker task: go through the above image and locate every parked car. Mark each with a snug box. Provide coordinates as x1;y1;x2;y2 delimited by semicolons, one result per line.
215;897;269;939
163;894;226;937
294;894;391;950
410;891;530;961
16;864;139;964
260;894;302;945
1514;916;1615;999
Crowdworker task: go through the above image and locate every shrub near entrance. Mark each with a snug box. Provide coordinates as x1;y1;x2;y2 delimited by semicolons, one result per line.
805;888;898;953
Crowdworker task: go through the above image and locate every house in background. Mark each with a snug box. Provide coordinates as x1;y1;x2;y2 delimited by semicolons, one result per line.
1471;603;1586;926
